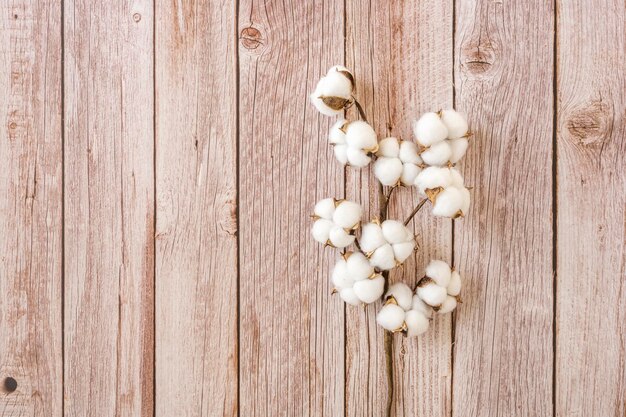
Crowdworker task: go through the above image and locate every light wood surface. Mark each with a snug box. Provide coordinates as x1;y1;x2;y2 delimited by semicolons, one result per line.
0;1;624;416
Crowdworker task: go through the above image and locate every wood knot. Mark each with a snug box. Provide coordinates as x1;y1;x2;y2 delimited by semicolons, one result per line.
461;38;496;78
3;377;17;393
240;26;263;51
132;13;141;22
565;101;611;147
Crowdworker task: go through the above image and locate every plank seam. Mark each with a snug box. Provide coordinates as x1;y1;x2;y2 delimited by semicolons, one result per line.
152;0;157;415
61;0;66;414
235;0;242;415
551;0;558;415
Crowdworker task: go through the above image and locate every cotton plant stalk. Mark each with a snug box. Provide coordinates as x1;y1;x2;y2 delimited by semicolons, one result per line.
310;65;472;337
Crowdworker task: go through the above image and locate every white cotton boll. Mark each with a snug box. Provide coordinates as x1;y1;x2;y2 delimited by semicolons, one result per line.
329;119;347;145
417;282;448;306
333;201;362;229
399;141;422;164
377;137;400;157
334;144;348;165
329;226;355;248
376;304;406;331
447;271;462;296
327;65;353;80
331;260;353;289
359;223;385;252
340;288;362;306
310;84;342;116
440;109;468;139
346;147;371;168
413;112;449;146
401;163;421;186
405;310;430;337
314;198;336;220
438;295;458;314
322;71;353;99
385;282;413;311
425;259;452;287
353;276;385;304
392;241;415;263
420;141;452;167
369;244;396;271
346;252;374;281
432;187;464;218
411;295;433;318
449;168;465;188
311;219;334;244
460;187;470;215
345;121;378;151
381;220;411;244
415;166;452;194
373;157;403;186
448;138;469;163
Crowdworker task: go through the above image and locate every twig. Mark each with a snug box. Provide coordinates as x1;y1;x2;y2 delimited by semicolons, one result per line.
403;198;428;226
351;97;368;123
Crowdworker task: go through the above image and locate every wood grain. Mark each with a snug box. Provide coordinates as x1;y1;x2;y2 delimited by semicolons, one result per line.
0;1;63;415
556;0;626;415
154;1;238;416
452;1;555;416
63;0;154;415
237;1;345;416
345;2;453;416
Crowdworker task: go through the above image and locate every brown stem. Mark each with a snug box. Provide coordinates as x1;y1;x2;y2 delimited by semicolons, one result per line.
351;97;368;123
403;198;429;226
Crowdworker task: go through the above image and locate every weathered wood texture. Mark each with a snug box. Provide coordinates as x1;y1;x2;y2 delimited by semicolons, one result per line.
345;1;453;416
452;1;555;416
237;1;345;416
0;1;63;415
155;1;238;416
556;0;626;415
64;0;154;415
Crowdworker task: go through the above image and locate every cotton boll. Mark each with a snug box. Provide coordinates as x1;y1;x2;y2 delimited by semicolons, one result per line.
441;109;468;139
346;252;374;281
329;119;347;145
381;220;411;244
310;85;343;116
334;144;348;165
333;201;362;229
449;138;469;163
321;71;353;99
405;310;430;337
314;198;336;220
340;288;362;306
377;137;400;157
401;163;421;186
328;226;355;248
432;187;464;218
327;65;354;89
449;168;465;188
376;304;406;331
346;147;371;168
411;294;433;318
369;244;396;270
438;295;458;314
425;260;452;287
399;141;422;164
331;260;353;289
413;112;449;146
460;187;471;215
415;166;452;195
420;141;452;166
345;121;378;151
373;157;403;186
448;271;462;296
354;276;385;304
385;282;413;311
311;219;334;244
359;222;385;252
417;281;448;306
392;241;415;263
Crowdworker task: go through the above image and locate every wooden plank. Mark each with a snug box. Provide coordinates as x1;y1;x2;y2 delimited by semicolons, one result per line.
154;1;237;416
556;1;626;415
0;1;63;415
63;0;154;415
237;1;345;416
344;2;453;416
452;1;554;416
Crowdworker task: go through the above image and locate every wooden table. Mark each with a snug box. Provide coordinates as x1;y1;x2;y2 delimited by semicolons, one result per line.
0;1;624;416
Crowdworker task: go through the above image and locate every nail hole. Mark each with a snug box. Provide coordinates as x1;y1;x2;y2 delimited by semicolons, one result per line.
3;377;17;393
